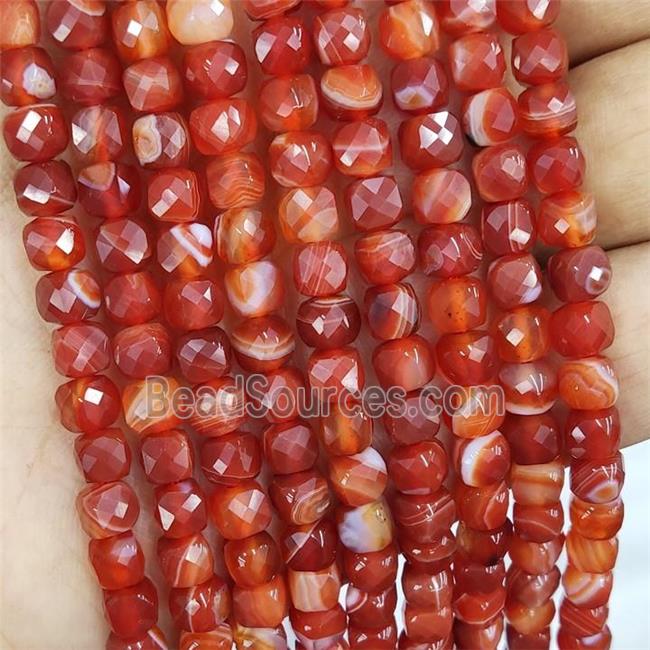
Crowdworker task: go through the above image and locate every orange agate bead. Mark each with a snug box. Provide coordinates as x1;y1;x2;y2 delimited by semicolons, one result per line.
558;356;619;410
510;459;564;506
379;0;440;61
233;574;289;628
209;480;272;540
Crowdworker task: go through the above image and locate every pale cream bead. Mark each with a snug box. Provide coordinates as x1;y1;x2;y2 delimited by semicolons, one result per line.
166;0;233;45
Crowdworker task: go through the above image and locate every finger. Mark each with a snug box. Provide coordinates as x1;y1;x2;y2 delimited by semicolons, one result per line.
556;0;650;66
604;242;650;448
570;39;650;251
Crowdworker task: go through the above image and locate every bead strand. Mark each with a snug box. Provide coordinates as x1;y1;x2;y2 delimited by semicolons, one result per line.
497;2;622;648
1;2;167;646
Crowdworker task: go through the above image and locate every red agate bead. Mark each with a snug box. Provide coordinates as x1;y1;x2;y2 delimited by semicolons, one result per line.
562;565;613;609
165;0;234;45
537;191;597;248
548;246;612;303
329;447;388;507
162;278;223;332
189;376;246;437
281;518;338;572
123;56;183;112
413;169;471;225
215;207;275;264
147;169;200;222
378;0;440;61
77;162;141;219
260;74;319;132
244;0;301;20
269;131;332;188
14;160;76;217
157;223;213;277
564;408;621;462
210;481;273;540
288;561;342;613
551;301;615;358
103;578;158;640
95;218;152;273
75;428;130;483
293;242;348;297
278;185;339;244
189;99;257;156
487;253;542;309
332;118;392;177
437;0;496;36
297;295;361;349
497;0;560;35
313;7;370;65
321;64;383;121
270;469;332;525
169;575;231;633
502;413;560;465
436;331;498;385
391;57;449;114
132;112;189;169
356;229;416;284
454;431;510;487
3;103;68;162
494;305;551;363
519;81;577;139
373;334;436;391
427;277;487;334
224;531;280;588
111;0;171;63
233;575;288;629
419;224;483;277
365;283;420;341
157;533;213;589
472;144;528;202
462;87;519;146
225;260;285;318
76;481;139;539
89;531;145;590
59;48;121;106
36;269;101;325
320;401;373;456
71;105;127;163
182;41;247;100
264;421;318;475
53;322;111;378
308;347;365;400
558;356;619;410
154;479;208;538
399;111;464;170
513;502;564;542
113;323;173;379
528;137;585;194
456;480;509;531
449;32;506;92
201;432;261;485
481;199;536;255
253;15;311;75
510;459;565;507
388;441;447;495
500;360;558;415
0;46;56;106
104;271;161;326
512;29;568;85
231;315;295;372
140;429;194;485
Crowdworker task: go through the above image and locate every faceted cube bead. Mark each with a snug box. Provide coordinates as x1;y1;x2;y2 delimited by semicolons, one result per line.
157;533;213;588
454;431;510;487
391;57;448;114
182;41;247;100
404;605;454;641
59;47;121;105
437;331;498;385
104;271;161;326
252;366;306;423
279;186;339;244
264;421;318;475
343;543;399;594
123;376;181;436
35;269;101;325
557;626;612;650
157;223;213;277
346;586;396;628
314;7;369;65
551;301;615;358
507;627;551;650
232;315;295;372
3;104;68;162
437;0;496;36
519;81;577;140
23;218;85;272
75;428;131;483
349;623;398;649
399;111;464;170
233;575;289;629
564;408;621;462
512;28;568;85
169;575;231;633
413;168;471;225
269;131;332;188
225;531;280;588
147;169;200;222
365;283;420;340
189;99;257;156
566;529;618;573
389;441;447;495
510;458;565;507
0;0;39;51
462;87;519;146
0;46;55;106
189;376;246;437
46;0;106;50
207;152;265;210
53;322;111;378
571;453;624;504
297;295;361;349
548;245;611;303
321;64;383;121
453;587;506;626
132;112;189;169
502;412;559;465
473;143;528;202
455;480;509;531
233;624;286;650
56;375;121;433
500;360;558;415
427;277;487;334
320;400;373;456
401;534;456;574
95;218;152;274
450;384;505;439
559;599;609;639
293;606;347;648
288;562;342;612
487;253;543;309
260;74;318;133
449;32;506;92
355;229;416;284
78;162;141;219
373;334;436;391
329;447;388;507
14;160;76;217
162;278;223;332
558;356;619;410
140;429;194;485
529;136;585;194
346;175;404;232
497;0;561;35
89;531;144;590
104;578;159;641
178;628;233;650
510;533;564;576
332;118;392;177
123;56;183;112
253;16;311;75
111;0;171;63
506;599;556;635
210;480;273;540
77;480;139;539
113;323;172;379
281;518;339;572
538;190;596;248
418;224;483;278
570;496;624;541
507;563;560;607
176;327;231;382
154;478;208;538
308;347;365;401
293;242;348;297
166;0;234;45
379;0;439;60
482;199;535;255
71;105;126;164
225;260;284;318
494;304;551;363
270;469;332;525
457;519;511;564
393;488;456;543
244;0;301;20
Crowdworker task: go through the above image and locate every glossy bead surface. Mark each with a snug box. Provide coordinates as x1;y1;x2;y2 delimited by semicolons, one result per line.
288;562;342;613
332;119;391;179
1;0;39;51
455;480;509;531
365;283;420;341
75;428;130;483
383;390;441;446
182;41;246;100
253;16;311;75
224;531;280;589
162;278;222;332
314;7;370;65
449;32;505;92
157;533;213;589
60;47;121;105
132;112;189;169
140;430;194;485
178;628;232;650
225;260;284;318
344;543;398;593
232;315;295;373
279;186;339;244
427;277;486;335
519;81;577;139
122;376;181;436
215;207;275;265
293;242;347;297
104;271;160;326
166;0;234;45
356;229;416;284
264;421;318;475
481;199;535;255
189;376;246;437
487;253;542;309
209;481;272;540
297;295;361;349
494;305;550;363
566;530;618;574
512;28;567;85
329;448;388;507
378;0;440;60
46;0;106;50
189;99;256;156
562;565;613;609
36;269;101;325
175;327;231;383
169;575;231;633
271;469;331;525
438;0;496;35
462;87;519;146
233;576;288;629
391;57;448;114
337;499;393;553
413;169;471;225
548;246;612;303
373;334;436;391
308;347;364;401
260;74;318;133
450;385;505;440
53;322;110;378
473;144;528;202
513;502;564;542
71;105;126;164
321;65;383;121
565;408;620;462
393;488;456;543
320;401;373;456
154;479;207;539
3;104;68;162
551;302;614;358
510;459;564;506
103;578;158;641
252;366;306;423
418;224;482;277
77;481;139;539
529;137;585;194
77;162;141;219
281;518;338;572
399;111;463;170
571;454;624;504
507;564;560;608
111;0;170;62
388;441;447;496
89;531;144;590
269;132;331;188
436;331;498;385
23;218;84;272
502;413;559;465
157;223;213;278
123;56;183;112
499;360;558;415
454;431;510;488
0;46;55;106
200;432;261;486
558;357;619;410
147;169;200;222
497;0;561;35
509;533;564;575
